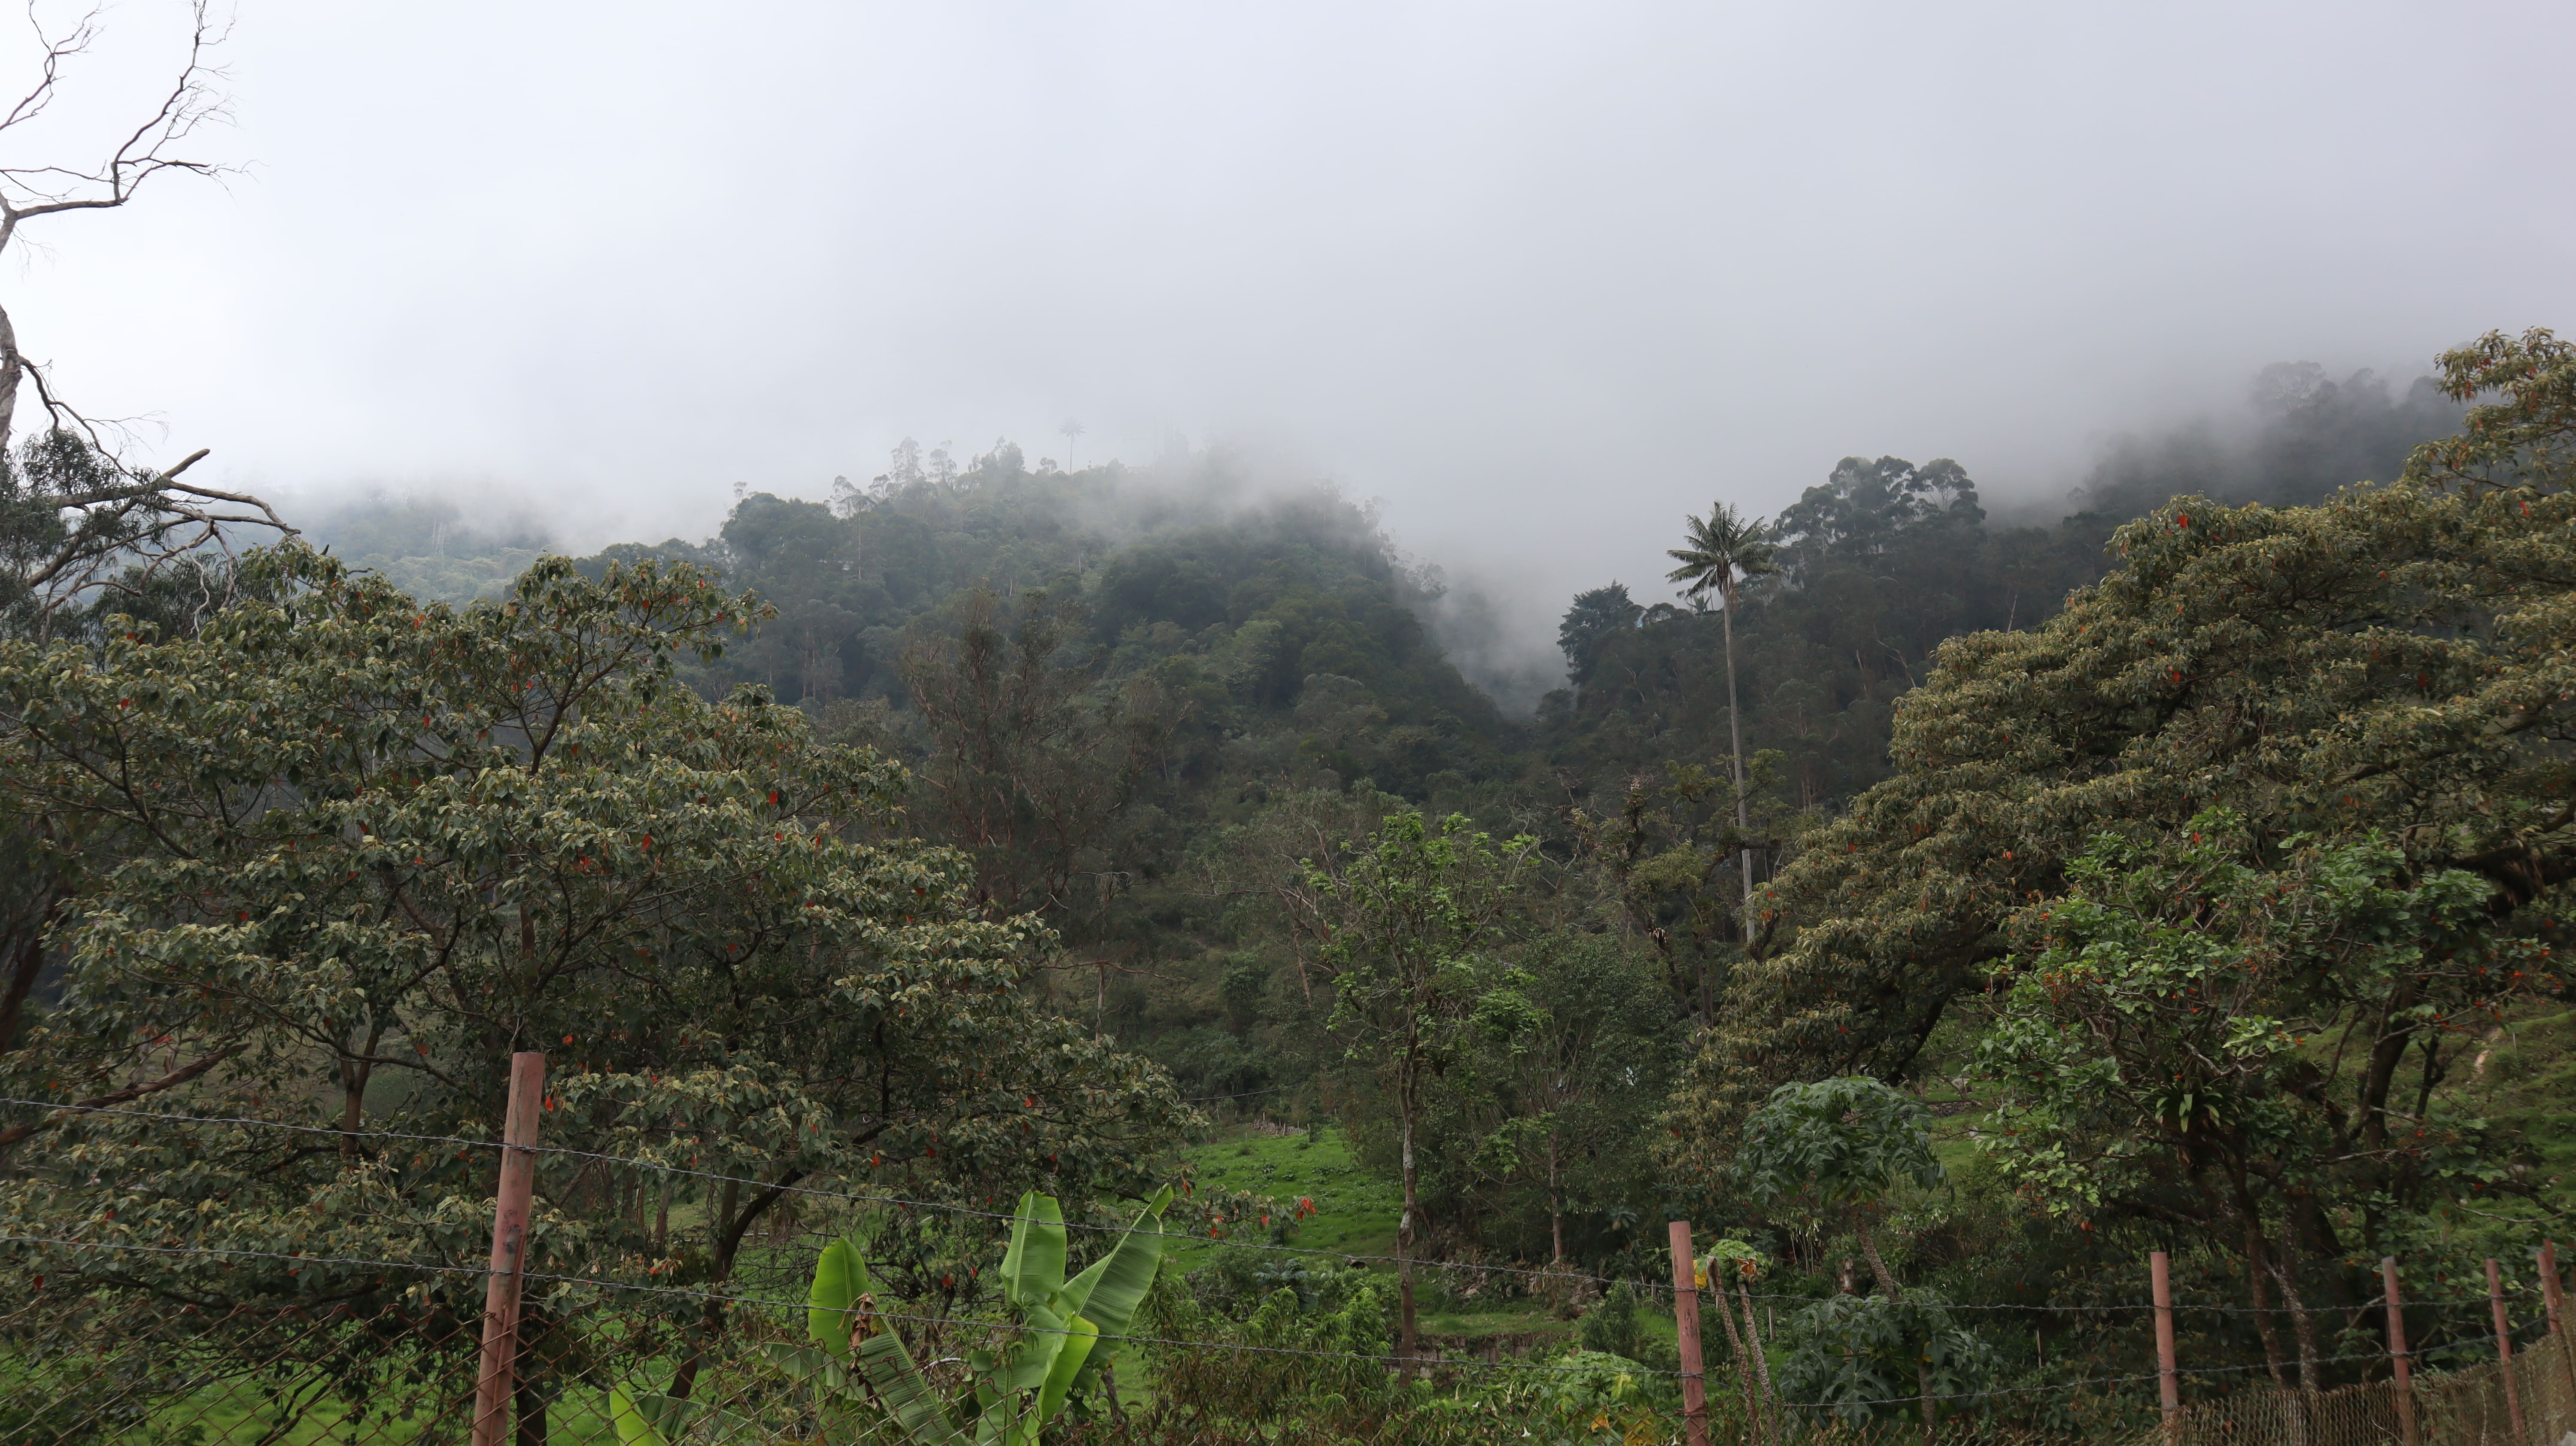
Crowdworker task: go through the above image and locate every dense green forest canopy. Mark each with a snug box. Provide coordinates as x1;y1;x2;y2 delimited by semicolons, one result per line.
14;335;2570;1440
290;361;2486;1134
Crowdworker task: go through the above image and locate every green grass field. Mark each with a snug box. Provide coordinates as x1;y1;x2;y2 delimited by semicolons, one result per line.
1179;1123;1400;1261
1173;1123;1587;1347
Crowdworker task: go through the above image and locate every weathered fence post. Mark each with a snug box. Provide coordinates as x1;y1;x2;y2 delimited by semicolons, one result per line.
472;1052;546;1446
2546;1240;2576;1407
1668;1221;1710;1446
2152;1251;2180;1446
2549;1242;2566;1337
2383;1256;2418;1446
2491;1257;2527;1445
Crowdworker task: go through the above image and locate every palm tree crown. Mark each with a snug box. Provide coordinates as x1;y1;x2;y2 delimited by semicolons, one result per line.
1665;500;1779;610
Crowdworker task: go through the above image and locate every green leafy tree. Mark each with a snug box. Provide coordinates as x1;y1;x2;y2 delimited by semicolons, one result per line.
1572;754;1808;1023
0;544;1188;1425
1306;809;1537;1372
898;585;1175;916
1735;1076;1948;1439
1557;582;1642;687
1693;329;2576;1148
1447;933;1680;1265
1971;813;2546;1389
1775;1290;1996;1431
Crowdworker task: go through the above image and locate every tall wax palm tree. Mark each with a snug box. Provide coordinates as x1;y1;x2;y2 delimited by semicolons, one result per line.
1665;501;1780;938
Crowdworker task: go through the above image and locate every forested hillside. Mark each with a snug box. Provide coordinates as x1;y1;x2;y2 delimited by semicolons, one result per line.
295;363;2488;1141
18;338;2567;1441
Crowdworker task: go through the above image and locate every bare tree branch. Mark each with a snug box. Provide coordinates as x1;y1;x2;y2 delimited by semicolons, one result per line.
0;0;237;455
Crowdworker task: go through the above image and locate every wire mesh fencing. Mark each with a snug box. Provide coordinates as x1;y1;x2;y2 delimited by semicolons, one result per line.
10;1229;2557;1446
2151;1328;2576;1446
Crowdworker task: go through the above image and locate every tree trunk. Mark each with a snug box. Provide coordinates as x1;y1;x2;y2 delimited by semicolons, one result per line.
1397;1079;1421;1380
0;913;49;1056
1738;1278;1781;1446
513;1367;547;1446
1547;1137;1564;1267
670;1175;762;1404
2242;1203;2305;1446
337;1023;383;1163
1711;1269;1768;1446
2269;1225;2324;1393
2247;1219;2289;1390
1720;595;1755;919
1856;1217;1936;1446
1856;1217;1903;1301
0;299;19;457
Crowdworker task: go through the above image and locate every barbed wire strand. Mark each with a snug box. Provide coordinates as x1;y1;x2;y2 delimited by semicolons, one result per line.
1183;1084;1301;1103
4;1095;2559;1317
1;1228;2500;1412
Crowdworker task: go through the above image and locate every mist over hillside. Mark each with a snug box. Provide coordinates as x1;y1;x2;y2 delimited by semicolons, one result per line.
298;489;558;604
306;358;2461;726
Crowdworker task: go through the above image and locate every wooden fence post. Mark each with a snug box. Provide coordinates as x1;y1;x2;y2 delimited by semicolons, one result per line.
2151;1251;2180;1446
2546;1240;2576;1403
2491;1257;2527;1446
1668;1221;1710;1446
472;1052;546;1446
2549;1242;2566;1337
2383;1257;2417;1446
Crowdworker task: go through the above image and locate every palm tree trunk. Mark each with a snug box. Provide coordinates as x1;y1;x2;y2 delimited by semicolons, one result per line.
1721;593;1754;933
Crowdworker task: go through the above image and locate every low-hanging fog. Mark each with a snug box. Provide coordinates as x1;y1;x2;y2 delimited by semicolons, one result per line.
7;0;2573;681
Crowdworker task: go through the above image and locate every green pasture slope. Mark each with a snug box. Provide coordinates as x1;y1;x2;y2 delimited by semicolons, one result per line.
1174;1124;1605;1347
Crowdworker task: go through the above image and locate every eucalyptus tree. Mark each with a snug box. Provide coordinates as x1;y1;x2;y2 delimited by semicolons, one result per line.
1664;501;1779;923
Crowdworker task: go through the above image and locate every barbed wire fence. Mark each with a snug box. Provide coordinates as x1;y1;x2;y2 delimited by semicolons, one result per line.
3;1059;2573;1445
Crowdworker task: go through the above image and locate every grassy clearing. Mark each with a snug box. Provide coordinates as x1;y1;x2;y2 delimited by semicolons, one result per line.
1179;1123;1400;1264
1174;1123;1585;1346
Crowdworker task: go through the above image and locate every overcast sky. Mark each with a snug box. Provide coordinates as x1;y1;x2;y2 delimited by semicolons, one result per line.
6;0;2573;653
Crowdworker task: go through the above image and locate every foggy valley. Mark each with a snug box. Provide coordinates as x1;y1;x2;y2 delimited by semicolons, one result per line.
1;5;2572;1445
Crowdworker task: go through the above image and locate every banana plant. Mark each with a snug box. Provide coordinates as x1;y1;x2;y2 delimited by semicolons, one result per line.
787;1185;1175;1446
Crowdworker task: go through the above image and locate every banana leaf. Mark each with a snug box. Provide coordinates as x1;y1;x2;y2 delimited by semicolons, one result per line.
808;1233;877;1354
612;1388;761;1445
997;1191;1066;1308
858;1317;971;1444
609;1386;665;1446
1060;1185;1173;1394
1035;1315;1100;1429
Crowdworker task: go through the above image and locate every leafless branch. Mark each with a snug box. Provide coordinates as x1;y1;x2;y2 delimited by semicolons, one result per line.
0;4;100;137
0;1;235;251
0;2;238;463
